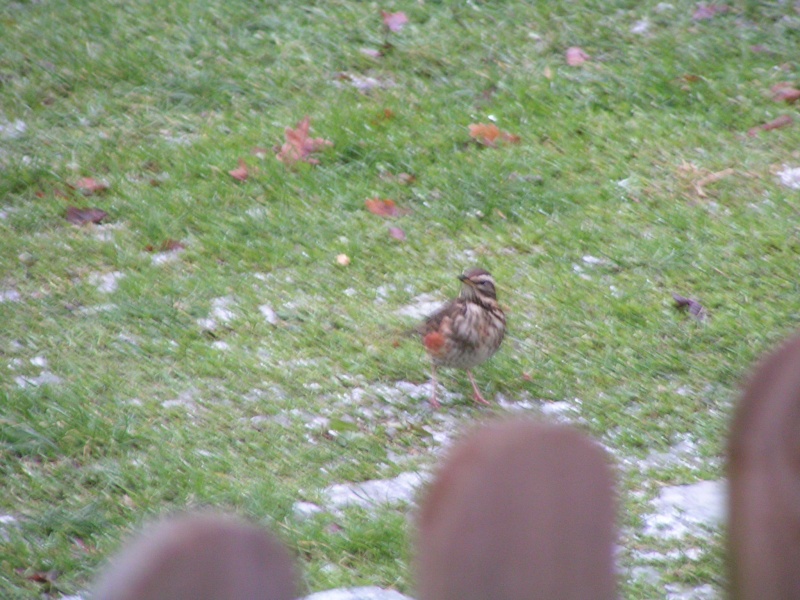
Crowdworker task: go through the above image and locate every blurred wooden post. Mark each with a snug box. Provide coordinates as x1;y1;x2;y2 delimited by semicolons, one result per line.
94;512;298;600
729;334;800;599
416;419;617;600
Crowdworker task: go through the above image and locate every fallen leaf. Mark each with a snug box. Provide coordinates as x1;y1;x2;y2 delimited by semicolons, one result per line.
336;253;350;266
25;570;59;585
468;123;521;147
692;3;729;20
747;114;793;137
73;177;109;195
365;197;400;217
521;372;533;382
388;226;406;241
423;331;445;353
276;116;333;166
381;10;409;32
65;206;108;225
771;83;800;103
672;293;706;320
565;47;590;66
228;158;248;181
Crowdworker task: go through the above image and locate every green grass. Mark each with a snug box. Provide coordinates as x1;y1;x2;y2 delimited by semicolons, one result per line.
2;0;800;596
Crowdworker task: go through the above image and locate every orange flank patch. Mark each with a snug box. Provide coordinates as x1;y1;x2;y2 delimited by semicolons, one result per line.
423;331;446;353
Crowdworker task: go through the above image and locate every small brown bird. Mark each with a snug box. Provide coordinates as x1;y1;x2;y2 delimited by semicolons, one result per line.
418;268;506;408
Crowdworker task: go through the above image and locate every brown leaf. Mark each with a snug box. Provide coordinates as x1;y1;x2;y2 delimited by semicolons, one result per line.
73;177;109;195
468;123;521;147
228;158;248;181
276;116;333;166
388;226;406;241
26;570;59;584
672;293;706;320
692;4;729;20
771;83;800;103
365;197;399;217
381;10;409;32
565;47;590;66
747;114;793;137
65;206;108;225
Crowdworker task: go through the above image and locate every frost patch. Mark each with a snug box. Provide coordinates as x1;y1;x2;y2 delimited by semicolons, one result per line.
644;479;726;539
395;293;443;320
89;271;124;293
777;165;800;189
323;471;428;512
0;288;21;302
0;118;26;139
15;371;63;388
302;587;414;600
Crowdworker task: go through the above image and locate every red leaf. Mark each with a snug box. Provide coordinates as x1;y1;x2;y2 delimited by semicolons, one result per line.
565;47;590;66
747;114;793;136
276;116;333;166
228;158;248;181
692;4;729;20
771;83;800;104
381;10;409;32
468;123;521;147
388;226;406;241
73;177;109;195
65;206;108;225
365;197;399;217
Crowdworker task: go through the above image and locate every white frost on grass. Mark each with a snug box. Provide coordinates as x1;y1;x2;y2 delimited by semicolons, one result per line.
259;304;279;325
0;288;22;302
88;271;124;294
323;471;428;512
0;118;26;139
777;165;800;189
644;480;726;539
395;293;443;320
15;371;63;388
302;588;414;600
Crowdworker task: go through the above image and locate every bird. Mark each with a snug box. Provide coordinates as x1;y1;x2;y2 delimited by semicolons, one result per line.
417;268;506;408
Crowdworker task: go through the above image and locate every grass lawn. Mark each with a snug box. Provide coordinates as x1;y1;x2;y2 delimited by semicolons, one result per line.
2;0;800;597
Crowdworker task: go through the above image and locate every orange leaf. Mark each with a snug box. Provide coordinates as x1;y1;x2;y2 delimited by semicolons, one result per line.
381;10;409;32
565;47;590;66
468;123;520;147
276;116;333;166
423;331;445;353
365;197;399;217
73;177;109;195
228;158;248;181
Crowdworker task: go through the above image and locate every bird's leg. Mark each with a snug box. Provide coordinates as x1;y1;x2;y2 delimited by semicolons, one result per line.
467;370;491;405
429;362;440;409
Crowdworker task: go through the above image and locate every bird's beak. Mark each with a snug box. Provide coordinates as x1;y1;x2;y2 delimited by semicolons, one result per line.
458;274;473;285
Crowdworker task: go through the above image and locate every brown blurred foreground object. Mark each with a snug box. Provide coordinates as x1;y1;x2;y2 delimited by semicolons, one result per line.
728;334;800;599
93;512;298;600
415;420;617;600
